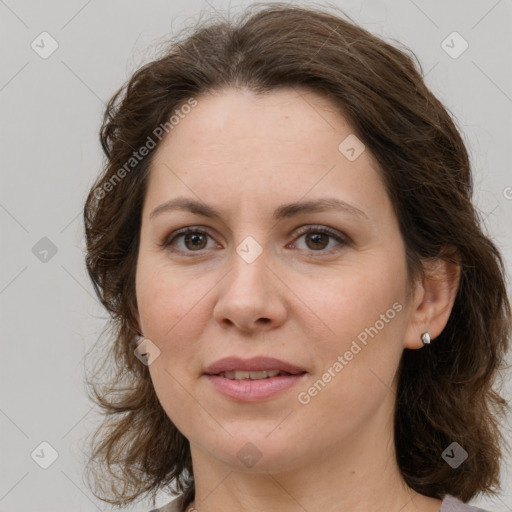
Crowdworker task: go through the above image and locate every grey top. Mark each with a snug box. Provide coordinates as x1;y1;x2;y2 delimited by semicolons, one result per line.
150;493;491;512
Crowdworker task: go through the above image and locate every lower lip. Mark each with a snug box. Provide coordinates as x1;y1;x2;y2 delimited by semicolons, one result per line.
204;373;307;402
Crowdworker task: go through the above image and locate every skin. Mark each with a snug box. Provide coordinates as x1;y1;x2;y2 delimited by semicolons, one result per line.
135;87;460;512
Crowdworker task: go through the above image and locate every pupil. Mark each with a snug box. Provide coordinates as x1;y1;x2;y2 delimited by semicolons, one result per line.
185;233;206;250
307;233;327;250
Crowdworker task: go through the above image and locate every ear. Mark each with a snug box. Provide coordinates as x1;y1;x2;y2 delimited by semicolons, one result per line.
403;247;461;349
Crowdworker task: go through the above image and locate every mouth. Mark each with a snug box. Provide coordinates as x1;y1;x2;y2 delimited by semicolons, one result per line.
204;356;307;376
216;370;306;380
203;357;308;401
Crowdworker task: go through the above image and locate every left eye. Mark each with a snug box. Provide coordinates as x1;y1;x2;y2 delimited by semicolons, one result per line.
162;226;348;254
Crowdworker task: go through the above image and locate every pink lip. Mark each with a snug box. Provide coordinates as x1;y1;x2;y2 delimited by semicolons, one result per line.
204;356;306;375
204;373;307;402
203;356;308;402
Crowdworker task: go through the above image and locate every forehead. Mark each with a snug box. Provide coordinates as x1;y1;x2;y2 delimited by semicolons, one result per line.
165;87;354;157
144;87;391;222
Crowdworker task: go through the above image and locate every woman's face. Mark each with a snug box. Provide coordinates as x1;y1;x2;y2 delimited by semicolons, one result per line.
135;87;424;473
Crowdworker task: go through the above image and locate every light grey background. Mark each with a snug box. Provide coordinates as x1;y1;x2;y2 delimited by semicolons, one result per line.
1;0;511;511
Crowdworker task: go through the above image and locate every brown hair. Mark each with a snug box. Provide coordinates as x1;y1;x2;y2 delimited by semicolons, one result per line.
83;2;511;509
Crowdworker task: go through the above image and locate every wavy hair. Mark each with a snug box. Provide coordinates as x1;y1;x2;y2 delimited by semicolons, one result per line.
82;2;511;509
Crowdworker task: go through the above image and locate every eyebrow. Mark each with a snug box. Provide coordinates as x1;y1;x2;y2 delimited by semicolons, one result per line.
149;196;368;221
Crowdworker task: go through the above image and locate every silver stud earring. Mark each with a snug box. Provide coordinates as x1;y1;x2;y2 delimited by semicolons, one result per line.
421;332;431;345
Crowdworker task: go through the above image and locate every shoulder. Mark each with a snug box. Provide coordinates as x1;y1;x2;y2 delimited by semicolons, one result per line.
441;494;493;512
149;493;186;512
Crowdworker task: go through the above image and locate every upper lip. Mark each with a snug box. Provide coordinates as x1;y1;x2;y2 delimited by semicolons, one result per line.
204;356;307;375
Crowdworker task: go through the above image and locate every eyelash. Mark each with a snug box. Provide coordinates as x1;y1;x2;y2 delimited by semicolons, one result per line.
160;225;350;257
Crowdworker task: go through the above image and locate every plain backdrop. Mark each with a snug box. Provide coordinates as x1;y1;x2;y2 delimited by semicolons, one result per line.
1;0;511;511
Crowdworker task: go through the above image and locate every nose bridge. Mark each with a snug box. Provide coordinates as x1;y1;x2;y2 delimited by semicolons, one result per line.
213;237;287;330
226;239;270;298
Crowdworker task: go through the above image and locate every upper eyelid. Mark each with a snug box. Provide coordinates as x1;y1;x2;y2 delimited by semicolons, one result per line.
165;224;344;240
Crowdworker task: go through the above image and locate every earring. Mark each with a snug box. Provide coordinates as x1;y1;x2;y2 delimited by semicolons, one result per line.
421;332;431;345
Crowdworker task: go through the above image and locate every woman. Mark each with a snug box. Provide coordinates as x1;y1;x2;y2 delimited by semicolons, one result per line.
82;3;511;512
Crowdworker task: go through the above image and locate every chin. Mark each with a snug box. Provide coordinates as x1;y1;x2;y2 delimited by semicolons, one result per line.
205;433;309;474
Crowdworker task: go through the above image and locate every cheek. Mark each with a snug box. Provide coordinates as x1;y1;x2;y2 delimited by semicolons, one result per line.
136;258;204;341
295;279;406;437
305;262;408;399
135;258;217;407
308;262;405;345
136;262;208;431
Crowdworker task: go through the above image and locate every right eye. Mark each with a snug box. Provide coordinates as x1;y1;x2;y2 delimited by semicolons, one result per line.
161;227;219;254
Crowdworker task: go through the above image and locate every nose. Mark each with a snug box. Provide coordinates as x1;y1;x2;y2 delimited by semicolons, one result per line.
212;249;288;333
